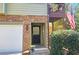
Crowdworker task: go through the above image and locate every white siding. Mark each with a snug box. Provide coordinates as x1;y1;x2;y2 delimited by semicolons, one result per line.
7;3;47;15
0;3;3;13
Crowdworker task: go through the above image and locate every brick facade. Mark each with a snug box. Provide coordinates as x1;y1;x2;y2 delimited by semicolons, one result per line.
0;15;48;54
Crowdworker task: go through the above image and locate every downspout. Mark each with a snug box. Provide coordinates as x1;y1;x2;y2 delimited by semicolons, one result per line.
3;3;7;15
47;3;50;49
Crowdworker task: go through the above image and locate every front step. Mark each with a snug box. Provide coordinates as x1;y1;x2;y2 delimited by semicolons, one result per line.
30;48;49;55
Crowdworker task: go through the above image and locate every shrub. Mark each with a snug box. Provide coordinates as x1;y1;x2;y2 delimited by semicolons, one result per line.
50;30;79;55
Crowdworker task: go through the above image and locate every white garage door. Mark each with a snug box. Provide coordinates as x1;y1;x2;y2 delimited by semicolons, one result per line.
0;24;23;54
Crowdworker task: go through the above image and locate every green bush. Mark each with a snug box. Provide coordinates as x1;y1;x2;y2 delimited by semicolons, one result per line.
50;30;79;55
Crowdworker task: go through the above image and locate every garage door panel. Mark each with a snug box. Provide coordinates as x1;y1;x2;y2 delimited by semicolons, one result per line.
0;25;23;53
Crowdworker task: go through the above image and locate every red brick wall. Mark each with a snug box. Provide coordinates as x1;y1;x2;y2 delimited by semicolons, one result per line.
23;16;48;52
0;15;22;22
0;15;48;54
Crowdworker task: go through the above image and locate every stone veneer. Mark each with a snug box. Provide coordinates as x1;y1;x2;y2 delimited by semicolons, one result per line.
0;15;48;55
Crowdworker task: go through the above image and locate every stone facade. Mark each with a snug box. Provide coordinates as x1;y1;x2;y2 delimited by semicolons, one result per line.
0;15;48;55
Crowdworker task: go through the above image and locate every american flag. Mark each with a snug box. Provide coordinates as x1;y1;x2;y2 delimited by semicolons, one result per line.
66;12;75;30
66;3;78;30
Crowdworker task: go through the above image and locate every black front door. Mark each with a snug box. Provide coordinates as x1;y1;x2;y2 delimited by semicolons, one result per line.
32;26;41;45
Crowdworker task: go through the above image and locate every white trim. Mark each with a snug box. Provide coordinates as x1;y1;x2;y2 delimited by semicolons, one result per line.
3;3;7;15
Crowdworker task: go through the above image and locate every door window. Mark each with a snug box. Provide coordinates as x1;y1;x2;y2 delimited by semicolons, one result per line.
33;27;39;35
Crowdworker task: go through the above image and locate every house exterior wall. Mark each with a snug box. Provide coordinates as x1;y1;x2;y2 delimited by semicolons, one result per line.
0;15;48;55
0;3;48;55
6;3;47;15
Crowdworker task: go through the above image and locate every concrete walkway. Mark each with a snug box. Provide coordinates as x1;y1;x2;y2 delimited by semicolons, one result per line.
0;52;22;55
30;45;50;55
